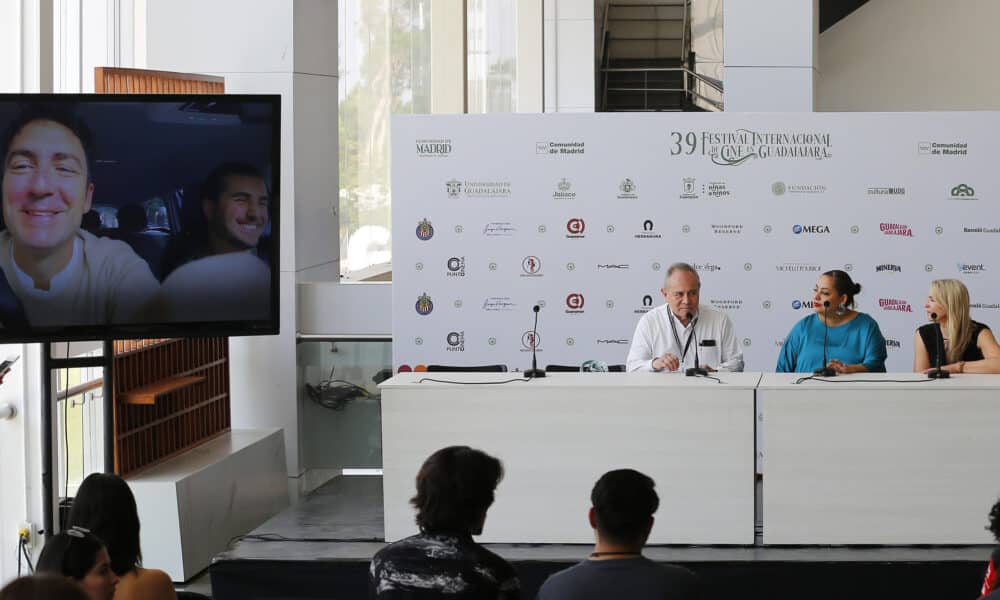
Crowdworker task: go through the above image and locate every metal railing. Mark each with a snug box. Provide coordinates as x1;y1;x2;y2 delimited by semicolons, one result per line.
601;66;723;111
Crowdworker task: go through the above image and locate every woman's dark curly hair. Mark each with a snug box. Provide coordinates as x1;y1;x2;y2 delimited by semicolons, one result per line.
988;497;1000;542
410;446;504;534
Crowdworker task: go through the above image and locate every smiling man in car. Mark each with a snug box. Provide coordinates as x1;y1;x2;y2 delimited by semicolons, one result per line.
0;104;159;326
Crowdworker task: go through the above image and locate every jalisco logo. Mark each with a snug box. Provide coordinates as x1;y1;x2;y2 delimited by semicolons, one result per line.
885;338;901;350
867;186;906;196
711;224;743;235
565;218;586;238
446;257;466;277
875;264;902;273
483;222;516;237
618;178;638;199
536;140;586;155
565;293;585;314
415;218;434;240
670;129;832;166
553;178;577;199
964;226;1000;233
483;297;517;311
879;298;913;312
521;331;541;351
791;300;815;310
949;183;977;200
521;256;543;277
957;263;987;275
776;263;821;273
919;141;968;156
415;138;452;157
446;331;465;352
880;223;914;237
634;219;662;239
793;224;831;234
415;293;434;315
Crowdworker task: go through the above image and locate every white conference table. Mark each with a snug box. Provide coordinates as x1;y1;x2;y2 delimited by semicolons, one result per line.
380;371;759;544
759;372;1000;545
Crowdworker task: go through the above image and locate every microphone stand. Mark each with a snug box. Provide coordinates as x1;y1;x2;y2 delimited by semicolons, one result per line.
524;305;546;378
813;301;836;377
684;312;708;377
927;312;950;379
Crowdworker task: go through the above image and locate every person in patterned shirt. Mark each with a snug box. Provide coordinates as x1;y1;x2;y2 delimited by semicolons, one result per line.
369;446;519;599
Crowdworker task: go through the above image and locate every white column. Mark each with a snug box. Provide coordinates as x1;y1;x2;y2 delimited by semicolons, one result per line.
543;0;595;112
724;0;818;111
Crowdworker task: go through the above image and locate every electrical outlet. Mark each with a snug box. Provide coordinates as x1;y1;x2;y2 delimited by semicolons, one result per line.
18;521;36;550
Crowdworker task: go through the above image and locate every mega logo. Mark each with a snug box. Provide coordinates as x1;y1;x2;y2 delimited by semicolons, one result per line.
415;218;434;241
791;300;814;310
793;224;831;234
879;298;913;312
415;293;434;315
566;218;586;237
565;293;585;313
880;223;913;237
521;256;542;276
521;331;540;351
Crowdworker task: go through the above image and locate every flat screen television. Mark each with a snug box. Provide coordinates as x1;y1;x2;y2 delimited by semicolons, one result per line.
0;94;280;341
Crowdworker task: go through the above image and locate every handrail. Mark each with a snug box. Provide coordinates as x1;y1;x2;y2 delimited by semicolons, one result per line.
600;66;724;94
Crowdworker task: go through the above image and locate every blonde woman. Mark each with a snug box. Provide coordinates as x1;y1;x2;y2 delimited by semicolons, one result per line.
914;279;1000;374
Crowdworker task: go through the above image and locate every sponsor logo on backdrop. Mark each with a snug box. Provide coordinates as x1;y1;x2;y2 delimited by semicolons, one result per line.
791;300;815;310
565;293;585;314
774;339;785;347
634;220;662;239
710;299;743;310
879;298;913;312
415;293;434;315
679;178;730;199
964;226;1000;233
949;183;977;200
598;263;630;270
483;297;517;311
446;179;462;198
776;262;821;272
597;339;630;345
885;338;901;350
537;141;586;155
483;221;516;237
711;224;743;235
772;181;827;195
680;178;699;200
447;179;511;199
618;178;638;199
521;331;541;351
566;218;586;238
971;302;1000;309
958;263;986;275
521;256;543;277
446;331;465;352
416;218;434;240
635;295;655;315
670;129;832;166
919;141;968;156
705;181;731;197
692;262;722;273
416;138;452;157
881;223;914;237
446;257;466;277
876;264;902;273
867;186;906;196
793;224;831;234
553;178;577;199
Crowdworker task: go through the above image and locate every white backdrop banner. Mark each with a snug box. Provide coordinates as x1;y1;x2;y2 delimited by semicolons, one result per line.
391;112;998;373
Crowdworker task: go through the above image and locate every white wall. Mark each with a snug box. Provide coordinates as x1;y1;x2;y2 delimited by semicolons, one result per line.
544;0;595;112
818;0;1000;111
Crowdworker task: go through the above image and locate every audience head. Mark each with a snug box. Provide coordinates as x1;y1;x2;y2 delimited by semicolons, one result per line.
67;472;142;576
817;269;862;311
987;496;1000;543
0;574;89;600
200;162;270;254
410;446;504;536
589;469;659;548
36;527;118;600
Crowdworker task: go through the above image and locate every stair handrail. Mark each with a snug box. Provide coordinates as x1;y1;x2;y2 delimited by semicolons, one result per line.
599;3;612;110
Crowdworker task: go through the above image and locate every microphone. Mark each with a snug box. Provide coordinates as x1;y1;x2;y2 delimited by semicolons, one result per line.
813;300;836;377
524;304;546;378
927;312;950;379
684;311;708;376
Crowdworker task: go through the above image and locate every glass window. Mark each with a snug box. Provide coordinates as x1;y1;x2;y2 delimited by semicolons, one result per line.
467;1;518;113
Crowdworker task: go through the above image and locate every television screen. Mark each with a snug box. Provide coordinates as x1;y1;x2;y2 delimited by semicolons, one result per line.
0;94;280;341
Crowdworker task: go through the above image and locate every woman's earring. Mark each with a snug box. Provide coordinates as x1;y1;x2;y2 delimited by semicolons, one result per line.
836;303;847;316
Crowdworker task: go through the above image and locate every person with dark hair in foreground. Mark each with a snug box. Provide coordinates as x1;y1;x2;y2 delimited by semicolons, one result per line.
0;574;90;600
536;469;699;600
36;527;119;600
67;472;176;600
369;446;519;599
979;497;1000;598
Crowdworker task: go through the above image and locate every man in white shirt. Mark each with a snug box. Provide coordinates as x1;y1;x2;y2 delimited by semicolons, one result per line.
626;262;744;372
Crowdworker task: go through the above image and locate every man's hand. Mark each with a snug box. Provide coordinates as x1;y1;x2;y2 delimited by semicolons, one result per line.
653;353;680;372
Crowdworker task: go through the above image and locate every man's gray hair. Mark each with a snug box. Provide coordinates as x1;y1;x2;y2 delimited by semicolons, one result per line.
663;262;700;289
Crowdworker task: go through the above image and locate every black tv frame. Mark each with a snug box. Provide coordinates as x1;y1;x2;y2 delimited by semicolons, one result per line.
0;93;281;342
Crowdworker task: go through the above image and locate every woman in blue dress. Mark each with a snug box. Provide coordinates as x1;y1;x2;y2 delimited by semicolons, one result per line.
776;269;887;373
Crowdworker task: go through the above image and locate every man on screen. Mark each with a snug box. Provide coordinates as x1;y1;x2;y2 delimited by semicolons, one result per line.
626;261;743;372
0;105;159;326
